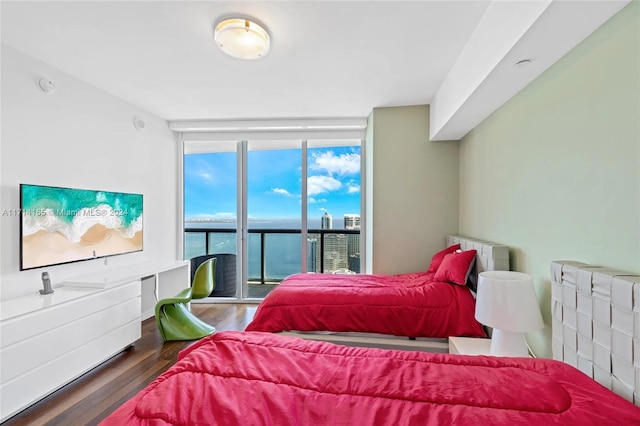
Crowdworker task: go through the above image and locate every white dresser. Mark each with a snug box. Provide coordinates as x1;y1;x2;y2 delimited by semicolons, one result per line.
0;280;141;422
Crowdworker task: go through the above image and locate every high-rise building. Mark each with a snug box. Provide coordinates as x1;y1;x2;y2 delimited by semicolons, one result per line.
307;237;319;272
345;214;360;273
347;234;360;259
344;214;360;230
321;212;333;230
348;254;361;274
323;233;347;272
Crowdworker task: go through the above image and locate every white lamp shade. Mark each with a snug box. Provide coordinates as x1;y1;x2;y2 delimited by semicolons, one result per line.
215;18;270;60
475;271;544;332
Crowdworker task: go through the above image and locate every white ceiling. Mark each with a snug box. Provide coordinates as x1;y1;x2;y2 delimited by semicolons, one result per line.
0;1;630;139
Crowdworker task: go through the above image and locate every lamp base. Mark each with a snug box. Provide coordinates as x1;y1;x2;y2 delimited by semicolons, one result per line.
490;329;529;357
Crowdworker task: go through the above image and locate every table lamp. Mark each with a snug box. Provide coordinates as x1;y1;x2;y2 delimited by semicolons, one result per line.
475;271;544;357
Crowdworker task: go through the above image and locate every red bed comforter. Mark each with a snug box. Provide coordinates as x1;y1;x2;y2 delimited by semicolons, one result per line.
102;331;640;426
245;272;485;338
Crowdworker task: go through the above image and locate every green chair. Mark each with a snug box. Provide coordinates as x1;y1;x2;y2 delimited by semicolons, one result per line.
155;258;217;341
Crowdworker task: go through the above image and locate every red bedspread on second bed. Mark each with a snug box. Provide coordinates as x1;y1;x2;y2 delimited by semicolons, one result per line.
245;272;486;338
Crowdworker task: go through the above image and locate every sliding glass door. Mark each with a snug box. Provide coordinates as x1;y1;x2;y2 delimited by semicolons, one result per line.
183;141;238;299
247;141;302;297
183;137;362;300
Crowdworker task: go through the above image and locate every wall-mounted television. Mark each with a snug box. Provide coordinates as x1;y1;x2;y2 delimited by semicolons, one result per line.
20;184;143;270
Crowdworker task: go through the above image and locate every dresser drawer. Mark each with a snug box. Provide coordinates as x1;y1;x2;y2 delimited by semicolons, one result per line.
0;319;140;421
1;296;140;383
1;280;140;347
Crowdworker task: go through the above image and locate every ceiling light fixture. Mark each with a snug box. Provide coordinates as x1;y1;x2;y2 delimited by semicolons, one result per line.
214;18;270;60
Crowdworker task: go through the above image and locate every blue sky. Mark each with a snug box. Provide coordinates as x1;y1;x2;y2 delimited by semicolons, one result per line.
184;146;361;222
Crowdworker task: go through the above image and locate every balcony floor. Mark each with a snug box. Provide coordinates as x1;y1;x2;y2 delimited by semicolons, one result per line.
247;283;278;298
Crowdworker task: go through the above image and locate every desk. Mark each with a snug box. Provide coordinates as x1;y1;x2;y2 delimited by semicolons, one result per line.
64;260;189;320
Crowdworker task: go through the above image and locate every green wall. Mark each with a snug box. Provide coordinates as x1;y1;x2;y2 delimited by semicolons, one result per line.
458;2;640;358
367;105;459;274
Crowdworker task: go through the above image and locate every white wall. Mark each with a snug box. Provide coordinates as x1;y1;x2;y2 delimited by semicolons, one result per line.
367;105;459;274
458;2;639;358
0;46;179;300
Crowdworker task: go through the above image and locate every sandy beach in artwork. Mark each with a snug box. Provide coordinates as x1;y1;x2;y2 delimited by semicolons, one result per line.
22;224;143;269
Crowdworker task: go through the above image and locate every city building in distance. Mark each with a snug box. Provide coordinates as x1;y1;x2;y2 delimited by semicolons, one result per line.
344;214;360;230
308;213;361;274
321;212;332;230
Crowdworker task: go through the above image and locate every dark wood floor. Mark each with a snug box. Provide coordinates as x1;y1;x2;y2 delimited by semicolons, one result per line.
3;304;257;426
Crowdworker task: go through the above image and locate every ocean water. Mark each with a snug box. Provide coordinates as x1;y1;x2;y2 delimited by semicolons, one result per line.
21;184;143;242
22;184;142;228
184;218;351;280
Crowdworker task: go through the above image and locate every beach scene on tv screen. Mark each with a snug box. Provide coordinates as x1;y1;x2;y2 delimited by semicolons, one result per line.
21;185;143;270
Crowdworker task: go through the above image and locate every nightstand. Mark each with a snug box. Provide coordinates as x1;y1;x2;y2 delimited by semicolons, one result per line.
448;336;492;355
449;336;534;357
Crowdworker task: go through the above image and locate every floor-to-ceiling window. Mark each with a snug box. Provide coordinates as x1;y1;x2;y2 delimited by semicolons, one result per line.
180;120;365;301
306;141;361;274
184;140;239;298
247;141;303;297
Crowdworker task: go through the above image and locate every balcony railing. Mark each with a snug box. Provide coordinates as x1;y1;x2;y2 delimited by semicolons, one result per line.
184;227;361;285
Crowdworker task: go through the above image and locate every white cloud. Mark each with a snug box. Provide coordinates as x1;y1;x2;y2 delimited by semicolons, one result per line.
307;197;327;204
347;184;360;194
197;171;214;182
310;152;360;176
213;212;236;219
307;175;341;195
186;158;218;185
185;167;216;185
186;212;236;221
271;187;292;196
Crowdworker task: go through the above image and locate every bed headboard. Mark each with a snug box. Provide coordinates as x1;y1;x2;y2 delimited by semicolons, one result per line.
446;235;510;292
551;261;640;406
